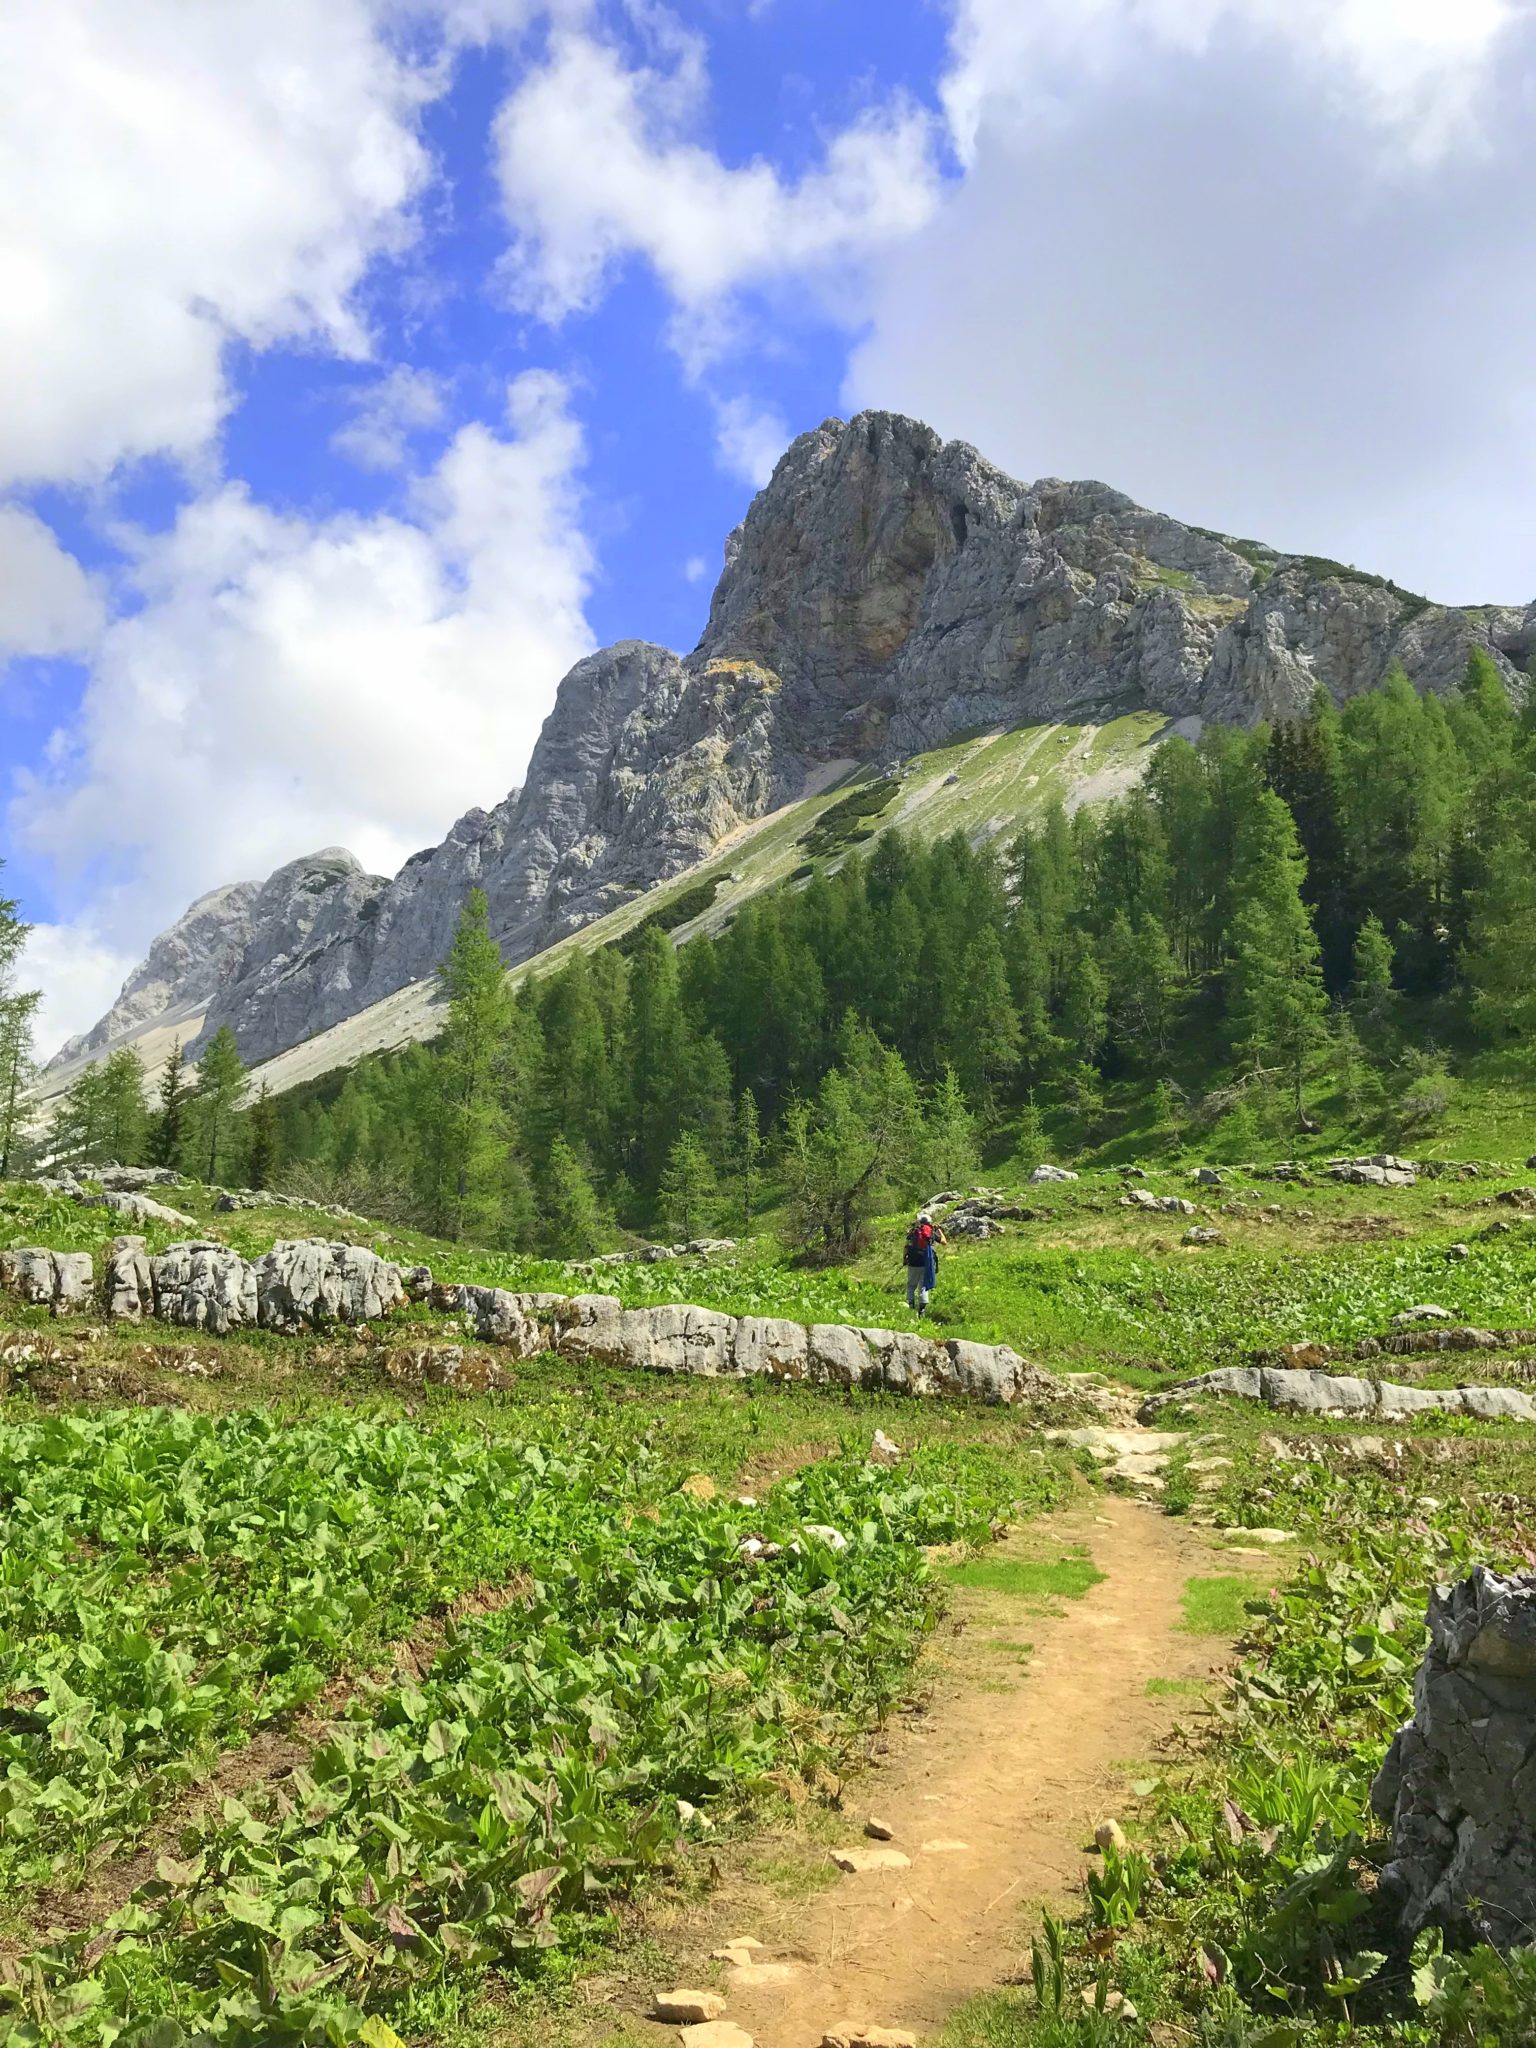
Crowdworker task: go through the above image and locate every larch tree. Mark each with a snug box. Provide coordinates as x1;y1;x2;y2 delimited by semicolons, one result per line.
426;889;515;1242
658;1130;717;1243
190;1027;248;1184
1225;790;1329;1122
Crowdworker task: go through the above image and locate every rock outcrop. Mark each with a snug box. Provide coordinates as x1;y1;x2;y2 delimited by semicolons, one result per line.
1372;1567;1536;1945
1140;1365;1536;1424
48;881;261;1068
443;1284;1070;1406
253;1240;405;1333
0;1248;94;1314
56;412;1533;1074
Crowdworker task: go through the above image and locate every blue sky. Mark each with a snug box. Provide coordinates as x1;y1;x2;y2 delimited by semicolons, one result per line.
2;0;1534;1051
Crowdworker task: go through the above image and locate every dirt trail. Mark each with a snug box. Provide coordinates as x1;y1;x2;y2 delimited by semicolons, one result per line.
719;1494;1229;2048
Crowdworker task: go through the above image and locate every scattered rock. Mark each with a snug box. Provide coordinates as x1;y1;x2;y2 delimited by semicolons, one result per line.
680;2024;755;2048
832;1847;911;1874
1081;1988;1137;2020
869;1429;902;1466
104;1236;153;1322
1183;1226;1223;1246
711;1938;765;1964
1226;1527;1295;1545
864;1816;896;1840
654;1991;726;2025
1121;1188;1196;1215
677;1800;712;1830
920;1838;971;1854
1095;1819;1127;1853
1275;1341;1331;1369
1392;1305;1453;1326
802;1524;849;1552
1447;1243;1471;1260
1028;1164;1078;1184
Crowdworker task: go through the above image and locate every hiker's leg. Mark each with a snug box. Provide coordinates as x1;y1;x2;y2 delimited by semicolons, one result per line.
906;1268;918;1309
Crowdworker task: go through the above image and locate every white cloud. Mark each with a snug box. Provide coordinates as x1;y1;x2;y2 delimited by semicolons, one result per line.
942;0;1525;163
712;395;789;487
16;922;139;1063
0;0;438;489
332;365;449;470
490;20;942;345
847;1;1536;604
0;508;104;660
683;554;708;583
11;372;594;1004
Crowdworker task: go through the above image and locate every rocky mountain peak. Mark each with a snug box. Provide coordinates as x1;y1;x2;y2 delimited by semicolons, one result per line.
56;408;1532;1078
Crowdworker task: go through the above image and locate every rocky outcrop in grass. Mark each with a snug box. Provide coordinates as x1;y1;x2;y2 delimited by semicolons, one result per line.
1140;1365;1536;1424
1373;1566;1536;1946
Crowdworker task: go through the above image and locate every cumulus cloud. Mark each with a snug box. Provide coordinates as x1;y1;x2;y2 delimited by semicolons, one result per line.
15;922;140;1065
847;0;1536;604
11;372;594;1004
332;366;449;470
0;509;105;661
490;17;942;347
0;0;437;488
941;0;1526;163
712;395;789;487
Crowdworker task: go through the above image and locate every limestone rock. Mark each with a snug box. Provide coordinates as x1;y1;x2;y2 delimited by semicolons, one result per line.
653;1991;726;2025
0;1248;93;1314
864;1816;895;1840
831;1847;911;1873
1373;1566;1536;1945
99;1190;198;1228
1140;1366;1536;1425
1095;1819;1128;1853
253;1240;405;1332
150;1242;257;1334
680;2025;755;2048
726;1962;795;1989
1029;1164;1078;1184
105;1236;153;1321
822;2029;918;2048
89;1165;185;1191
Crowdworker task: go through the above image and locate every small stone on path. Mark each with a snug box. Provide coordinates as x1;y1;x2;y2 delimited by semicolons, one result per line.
920;1838;971;1854
727;1961;796;1989
654;1990;726;2024
864;1815;895;1840
822;2028;919;2048
711;1937;765;1963
832;1847;911;1874
681;2026;755;2048
1094;1819;1127;1853
1225;1527;1295;1545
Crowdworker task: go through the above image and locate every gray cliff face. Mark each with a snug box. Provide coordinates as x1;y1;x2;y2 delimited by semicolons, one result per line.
49;878;261;1069
76;410;1530;1072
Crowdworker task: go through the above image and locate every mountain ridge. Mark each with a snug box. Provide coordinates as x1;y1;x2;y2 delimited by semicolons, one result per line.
52;409;1535;1076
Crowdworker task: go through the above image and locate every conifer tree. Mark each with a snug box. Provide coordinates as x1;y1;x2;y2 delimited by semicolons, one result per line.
1056;929;1108;1065
1013;1093;1048;1173
1102;912;1177;1067
1349;914;1399;1043
924;1065;979;1188
782;1022;922;1259
1226;791;1329;1122
51;1062;111;1165
954;927;1020;1110
1463;809;1536;1045
248;1083;280;1190
627;926;688;1189
0;989;38;1179
152;1041;189;1168
99;1047;150;1163
728;1089;762;1234
190;1027;248;1183
658;1130;717;1242
426;889;516;1242
0;866;40;1179
539;1134;603;1258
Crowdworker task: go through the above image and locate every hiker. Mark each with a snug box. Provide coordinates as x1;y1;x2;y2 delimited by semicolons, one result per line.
904;1210;947;1316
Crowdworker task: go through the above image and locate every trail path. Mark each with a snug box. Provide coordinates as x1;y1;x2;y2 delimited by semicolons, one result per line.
714;1493;1231;2048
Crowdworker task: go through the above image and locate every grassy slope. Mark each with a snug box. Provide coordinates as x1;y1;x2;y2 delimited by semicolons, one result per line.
232;711;1167;1101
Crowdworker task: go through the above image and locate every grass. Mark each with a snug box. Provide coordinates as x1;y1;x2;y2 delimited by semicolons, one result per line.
1179;1573;1269;1635
1144;1675;1203;1698
944;1552;1106;1601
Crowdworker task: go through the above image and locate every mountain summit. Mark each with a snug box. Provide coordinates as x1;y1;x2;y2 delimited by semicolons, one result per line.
56;411;1535;1075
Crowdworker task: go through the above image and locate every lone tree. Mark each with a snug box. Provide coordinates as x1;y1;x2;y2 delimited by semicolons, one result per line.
539;1135;603;1258
728;1089;762;1235
247;1082;280;1190
191;1027;248;1183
